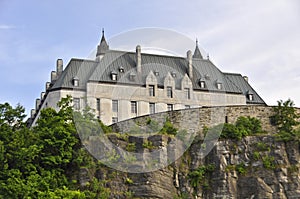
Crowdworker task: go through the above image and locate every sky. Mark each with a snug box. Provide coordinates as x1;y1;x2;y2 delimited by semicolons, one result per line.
0;0;300;116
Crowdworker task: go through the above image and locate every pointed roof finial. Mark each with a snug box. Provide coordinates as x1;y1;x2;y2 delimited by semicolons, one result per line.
207;53;210;60
193;38;203;59
96;28;109;57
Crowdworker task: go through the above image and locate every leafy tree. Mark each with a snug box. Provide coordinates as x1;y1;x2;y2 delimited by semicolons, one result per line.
272;99;300;142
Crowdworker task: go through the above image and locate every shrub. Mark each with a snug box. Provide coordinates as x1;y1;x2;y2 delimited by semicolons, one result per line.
271;99;300;142
262;156;276;170
159;118;178;136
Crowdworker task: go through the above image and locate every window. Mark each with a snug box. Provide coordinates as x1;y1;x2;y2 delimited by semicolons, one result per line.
167;86;173;98
73;98;80;110
131;101;137;114
112;100;118;112
248;94;254;101
111;71;117;81
184;88;190;99
185;105;190;109
112;117;118;123
96;98;100;111
217;83;222;90
149;103;155;114
172;72;176;78
149;85;155;96
119;66;124;73
199;81;205;88
167;104;173;111
73;77;79;87
154;71;159;76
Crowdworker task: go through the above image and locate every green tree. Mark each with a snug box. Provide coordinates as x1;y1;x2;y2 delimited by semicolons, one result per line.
272;99;300;142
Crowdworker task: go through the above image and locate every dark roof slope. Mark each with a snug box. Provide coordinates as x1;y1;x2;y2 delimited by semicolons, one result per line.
224;73;266;104
49;49;265;104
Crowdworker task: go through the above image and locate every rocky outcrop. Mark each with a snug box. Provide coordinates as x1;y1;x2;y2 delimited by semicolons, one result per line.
79;105;300;198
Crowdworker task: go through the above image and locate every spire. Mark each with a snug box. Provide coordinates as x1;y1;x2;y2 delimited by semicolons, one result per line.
193;39;203;59
96;28;109;57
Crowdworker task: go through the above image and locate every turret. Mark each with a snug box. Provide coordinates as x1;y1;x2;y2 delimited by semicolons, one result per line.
96;29;109;60
193;39;203;59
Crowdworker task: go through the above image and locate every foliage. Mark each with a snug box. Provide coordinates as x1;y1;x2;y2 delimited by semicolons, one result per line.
159;118;178;135
236;162;247;175
0;97;113;198
126;143;136;152
188;164;215;189
262;156;276;170
271;99;300;142
142;140;154;149
207;116;263;140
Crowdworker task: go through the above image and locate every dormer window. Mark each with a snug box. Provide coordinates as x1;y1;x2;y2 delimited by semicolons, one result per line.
111;71;117;81
199;78;206;88
73;76;79;87
129;72;136;81
216;80;222;90
247;90;254;101
154;71;159;76
171;72;176;78
119;66;124;73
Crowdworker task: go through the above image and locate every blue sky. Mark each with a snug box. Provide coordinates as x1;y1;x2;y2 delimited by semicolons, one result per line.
0;0;300;116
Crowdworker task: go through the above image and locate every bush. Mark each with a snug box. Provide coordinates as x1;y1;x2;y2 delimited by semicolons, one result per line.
271;99;300;142
207;116;263;140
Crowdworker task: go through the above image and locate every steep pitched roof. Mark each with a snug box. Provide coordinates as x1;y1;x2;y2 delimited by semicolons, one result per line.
193;39;203;59
224;73;266;104
96;29;109;57
51;49;247;95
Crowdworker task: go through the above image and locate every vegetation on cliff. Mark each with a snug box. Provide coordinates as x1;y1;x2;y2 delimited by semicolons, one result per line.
0;98;299;198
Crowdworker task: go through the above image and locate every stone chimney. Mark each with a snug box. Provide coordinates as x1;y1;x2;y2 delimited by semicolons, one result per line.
136;45;141;74
56;59;63;76
187;50;193;79
51;71;57;82
243;76;248;82
36;99;41;110
31;109;36;118
46;82;51;90
41;92;45;100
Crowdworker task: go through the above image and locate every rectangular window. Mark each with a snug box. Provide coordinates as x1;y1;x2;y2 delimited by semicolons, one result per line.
167;104;173;111
131;101;137;114
96;98;100;111
112;117;118;123
112;100;118;112
184;88;190;99
185;105;190;109
149;85;155;96
149;103;155;114
73;98;80;110
167;86;173;98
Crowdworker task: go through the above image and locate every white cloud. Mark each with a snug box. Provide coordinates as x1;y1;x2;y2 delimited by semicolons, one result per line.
0;24;15;29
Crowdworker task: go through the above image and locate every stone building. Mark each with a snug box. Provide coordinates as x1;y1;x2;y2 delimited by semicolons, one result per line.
29;31;265;126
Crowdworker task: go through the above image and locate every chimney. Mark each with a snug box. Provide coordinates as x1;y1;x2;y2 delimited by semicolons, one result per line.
56;59;63;75
36;99;41;110
187;50;193;79
46;82;51;90
41;92;45;100
136;45;141;74
51;71;57;82
31;109;36;118
243;76;248;82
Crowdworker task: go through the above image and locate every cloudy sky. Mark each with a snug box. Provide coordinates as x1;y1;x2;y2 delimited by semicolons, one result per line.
0;0;299;116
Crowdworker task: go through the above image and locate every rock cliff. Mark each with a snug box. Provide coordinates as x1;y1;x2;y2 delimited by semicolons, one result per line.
79;106;300;198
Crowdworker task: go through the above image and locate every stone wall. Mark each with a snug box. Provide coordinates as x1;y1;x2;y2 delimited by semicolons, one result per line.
112;105;278;135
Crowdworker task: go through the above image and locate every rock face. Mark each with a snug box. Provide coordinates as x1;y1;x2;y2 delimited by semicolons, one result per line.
80;105;300;198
